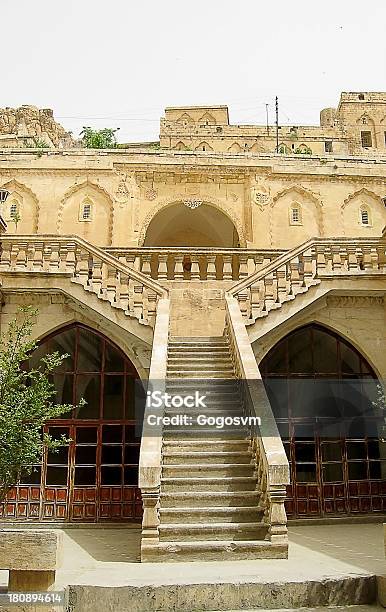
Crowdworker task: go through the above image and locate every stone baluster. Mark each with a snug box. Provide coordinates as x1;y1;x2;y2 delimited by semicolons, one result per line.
26;242;35;271
90;259;103;295
133;283;144;321
276;264;288;304
0;242;11;271
268;485;288;545
289;256;301;296
49;242;60;273
173;254;184;280
64;243;77;275
146;289;158;325
118;273;129;311
141;254;152;277
236;289;250;320
239;255;248;280
141;487;160;548
105;265;118;304
158;254;168;281
331;245;343;272
250;281;262;321
223;254;233;280
370;247;379;270
206;255;217;280
347;245;359;271
190;256;200;280
361;246;372;270
15;242;27;269
253;254;264;274
315;246;327;274
76;249;90;285
263;273;275;312
302;248;314;285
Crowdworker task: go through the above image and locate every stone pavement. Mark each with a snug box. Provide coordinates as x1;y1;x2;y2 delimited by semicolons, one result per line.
0;523;384;610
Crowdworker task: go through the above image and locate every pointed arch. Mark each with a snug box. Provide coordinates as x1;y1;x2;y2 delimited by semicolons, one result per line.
227;142;242;153
58;180;113;245
270;186;323;246
1;178;39;232
272;185;322;208
177;113;194;124
195;141;213;152
198;112;216;125
174;141;187;151
342;187;382;209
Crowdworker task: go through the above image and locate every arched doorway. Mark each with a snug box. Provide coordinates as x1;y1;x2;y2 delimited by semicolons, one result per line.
260;324;385;518
3;324;142;522
143;202;240;247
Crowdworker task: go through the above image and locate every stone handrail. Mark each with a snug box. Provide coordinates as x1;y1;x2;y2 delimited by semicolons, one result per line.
139;297;170;558
105;246;285;281
228;236;386;323
225;295;290;548
0;235;167;327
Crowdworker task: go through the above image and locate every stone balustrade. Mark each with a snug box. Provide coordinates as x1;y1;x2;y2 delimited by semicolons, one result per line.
105;247;284;282
0;235;167;327
139;297;170;560
225;295;290;551
228;236;386;324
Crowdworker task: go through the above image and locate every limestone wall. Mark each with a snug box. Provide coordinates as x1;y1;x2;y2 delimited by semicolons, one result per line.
0;150;385;250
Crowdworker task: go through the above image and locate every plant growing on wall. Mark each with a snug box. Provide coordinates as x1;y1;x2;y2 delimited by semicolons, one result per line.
10;210;20;232
80;127;120;149
0;307;82;502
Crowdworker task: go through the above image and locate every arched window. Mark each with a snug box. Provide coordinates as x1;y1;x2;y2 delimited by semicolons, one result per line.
278;143;288;154
79;199;93;221
195;141;213;152
360;205;371;226
9;200;19;218
289;203;302;225
12;324;143;523
260;324;382;518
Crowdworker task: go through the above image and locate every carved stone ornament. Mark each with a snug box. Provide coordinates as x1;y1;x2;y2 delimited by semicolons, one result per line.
145;188;158;201
115;179;130;203
183;197;202;210
251;183;272;210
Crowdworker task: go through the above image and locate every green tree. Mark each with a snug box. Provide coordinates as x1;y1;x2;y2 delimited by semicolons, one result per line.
80;127;120;149
0;307;81;502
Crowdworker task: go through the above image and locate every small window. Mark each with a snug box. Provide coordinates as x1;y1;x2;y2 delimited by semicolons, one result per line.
80;200;93;221
358;93;365;100
290;204;302;225
324;141;333;153
10;202;18;217
360;208;370;226
361;131;372;148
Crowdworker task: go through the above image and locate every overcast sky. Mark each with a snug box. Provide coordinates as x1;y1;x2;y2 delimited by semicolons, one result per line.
2;0;385;142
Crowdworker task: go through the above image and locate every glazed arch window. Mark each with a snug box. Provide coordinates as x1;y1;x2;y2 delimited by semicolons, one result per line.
79;199;93;222
360;206;371;226
289;203;302;226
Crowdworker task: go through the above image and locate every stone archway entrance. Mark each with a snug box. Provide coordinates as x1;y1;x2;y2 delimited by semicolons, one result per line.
2;324;142;523
143;202;240;247
260;324;385;518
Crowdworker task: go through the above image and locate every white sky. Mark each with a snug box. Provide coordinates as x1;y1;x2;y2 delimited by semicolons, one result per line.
1;0;385;142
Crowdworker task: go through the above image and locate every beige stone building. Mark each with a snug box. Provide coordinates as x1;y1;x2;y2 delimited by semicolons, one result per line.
0;91;385;562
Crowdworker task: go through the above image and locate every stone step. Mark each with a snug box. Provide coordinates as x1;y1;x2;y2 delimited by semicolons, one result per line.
163;463;255;478
160;490;260;508
162;427;249;438
168;348;230;357
164;408;243;417
168;355;232;362
162;451;253;465
162;439;251;452
159;505;263;523
159;521;268;541
165;370;235;378
167;359;233;368
161;476;257;492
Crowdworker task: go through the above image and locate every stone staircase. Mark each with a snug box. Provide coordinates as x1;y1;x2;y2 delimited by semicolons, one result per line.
153;336;282;561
